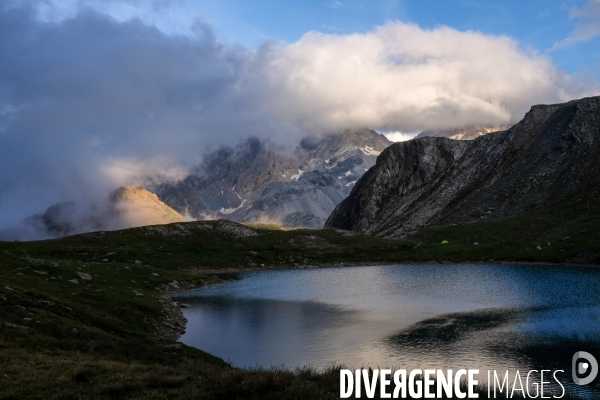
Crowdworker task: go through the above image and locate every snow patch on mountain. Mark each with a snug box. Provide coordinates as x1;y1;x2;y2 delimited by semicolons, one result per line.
219;200;246;215
360;146;381;156
290;169;305;181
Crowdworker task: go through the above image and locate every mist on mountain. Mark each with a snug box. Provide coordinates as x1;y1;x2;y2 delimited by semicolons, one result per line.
1;2;598;234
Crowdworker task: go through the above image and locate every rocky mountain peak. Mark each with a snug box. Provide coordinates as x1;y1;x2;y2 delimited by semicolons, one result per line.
153;128;392;228
326;96;600;237
111;185;185;228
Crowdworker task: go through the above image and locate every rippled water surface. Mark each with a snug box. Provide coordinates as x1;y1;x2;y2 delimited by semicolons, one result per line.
177;264;600;395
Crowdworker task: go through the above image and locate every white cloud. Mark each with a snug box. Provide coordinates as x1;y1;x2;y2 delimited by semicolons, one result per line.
384;131;418;142
101;155;189;188
570;0;600;41
553;0;600;48
257;22;599;132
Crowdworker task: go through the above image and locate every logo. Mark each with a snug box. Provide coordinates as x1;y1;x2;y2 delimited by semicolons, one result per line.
572;351;598;385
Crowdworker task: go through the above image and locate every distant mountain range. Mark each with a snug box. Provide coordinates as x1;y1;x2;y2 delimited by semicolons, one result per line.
326;96;600;237
153;128;392;229
1;119;534;240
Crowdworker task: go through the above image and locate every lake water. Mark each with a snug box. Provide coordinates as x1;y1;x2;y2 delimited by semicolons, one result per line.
176;263;600;395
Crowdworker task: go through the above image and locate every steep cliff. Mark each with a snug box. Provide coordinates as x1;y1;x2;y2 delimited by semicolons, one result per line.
326;96;600;237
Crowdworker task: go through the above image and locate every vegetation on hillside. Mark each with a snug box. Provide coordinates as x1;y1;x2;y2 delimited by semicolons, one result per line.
1;191;600;398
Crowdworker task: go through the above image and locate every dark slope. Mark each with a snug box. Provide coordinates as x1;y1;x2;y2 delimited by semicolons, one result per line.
326;96;600;237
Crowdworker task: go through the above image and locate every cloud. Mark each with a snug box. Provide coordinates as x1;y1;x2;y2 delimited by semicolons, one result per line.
257;22;598;132
0;4;258;226
570;0;600;40
327;1;344;8
553;0;600;48
384;131;419;142
101;155;189;188
0;3;598;229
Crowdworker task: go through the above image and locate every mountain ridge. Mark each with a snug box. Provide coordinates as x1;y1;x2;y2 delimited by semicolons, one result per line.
325;96;600;237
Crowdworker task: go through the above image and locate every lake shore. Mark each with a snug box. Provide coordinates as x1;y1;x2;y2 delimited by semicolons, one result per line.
2;221;600;399
171;261;600;399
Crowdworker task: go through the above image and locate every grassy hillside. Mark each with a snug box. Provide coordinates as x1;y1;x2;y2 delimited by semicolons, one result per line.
1;193;600;399
409;188;600;264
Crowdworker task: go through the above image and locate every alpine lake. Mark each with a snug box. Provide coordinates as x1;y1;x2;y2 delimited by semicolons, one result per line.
176;263;600;397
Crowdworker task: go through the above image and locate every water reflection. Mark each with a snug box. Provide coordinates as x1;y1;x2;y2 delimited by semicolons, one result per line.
387;307;529;348
384;306;600;396
180;296;365;367
176;264;600;395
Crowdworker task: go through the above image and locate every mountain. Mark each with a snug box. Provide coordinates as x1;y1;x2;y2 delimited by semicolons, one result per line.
110;185;185;228
415;124;511;140
153;129;392;229
1;186;184;240
152;137;304;220
325;96;600;237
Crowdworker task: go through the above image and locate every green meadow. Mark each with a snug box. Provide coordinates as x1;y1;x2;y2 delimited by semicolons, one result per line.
1;190;600;399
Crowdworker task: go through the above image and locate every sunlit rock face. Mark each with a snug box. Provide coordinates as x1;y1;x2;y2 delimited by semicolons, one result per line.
153;129;392;229
110;185;185;228
0;186;185;240
326;96;600;237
